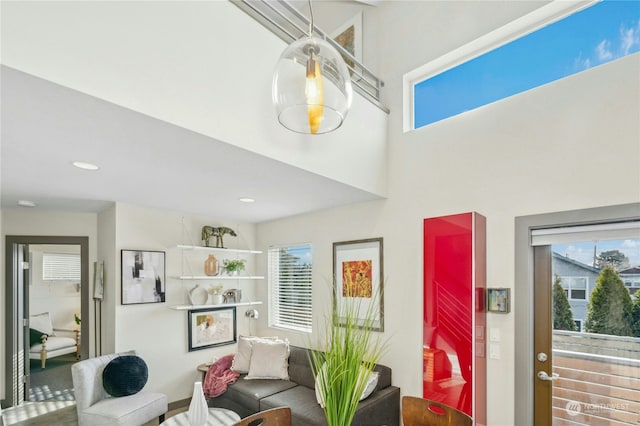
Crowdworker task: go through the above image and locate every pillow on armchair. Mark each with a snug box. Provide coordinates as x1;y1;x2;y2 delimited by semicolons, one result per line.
30;312;54;335
29;328;48;346
102;355;149;397
29;312;54;347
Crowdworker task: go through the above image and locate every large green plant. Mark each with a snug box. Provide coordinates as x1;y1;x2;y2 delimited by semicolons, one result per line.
585;265;633;336
309;286;387;426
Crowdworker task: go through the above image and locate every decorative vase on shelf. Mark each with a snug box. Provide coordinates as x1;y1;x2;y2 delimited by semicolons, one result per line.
211;294;224;305
188;381;208;426
204;254;219;276
188;285;208;306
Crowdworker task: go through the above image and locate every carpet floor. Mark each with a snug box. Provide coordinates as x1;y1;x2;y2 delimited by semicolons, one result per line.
28;354;76;402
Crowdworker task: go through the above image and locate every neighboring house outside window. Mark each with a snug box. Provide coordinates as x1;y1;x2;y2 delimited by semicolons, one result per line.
552;252;600;326
268;244;312;333
620;267;640;296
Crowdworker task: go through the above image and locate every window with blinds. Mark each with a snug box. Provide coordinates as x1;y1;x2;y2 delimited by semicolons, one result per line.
268;244;312;333
42;253;81;281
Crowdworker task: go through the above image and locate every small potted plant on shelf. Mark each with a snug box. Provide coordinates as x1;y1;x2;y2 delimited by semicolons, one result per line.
208;285;224;305
223;259;245;276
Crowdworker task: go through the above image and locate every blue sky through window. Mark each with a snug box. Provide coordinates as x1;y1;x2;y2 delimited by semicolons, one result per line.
554;239;640;268
414;0;640;128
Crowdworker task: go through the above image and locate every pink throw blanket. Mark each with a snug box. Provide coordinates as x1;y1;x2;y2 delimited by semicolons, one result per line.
203;354;240;398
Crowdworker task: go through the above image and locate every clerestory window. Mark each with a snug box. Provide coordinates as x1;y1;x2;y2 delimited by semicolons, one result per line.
406;0;640;130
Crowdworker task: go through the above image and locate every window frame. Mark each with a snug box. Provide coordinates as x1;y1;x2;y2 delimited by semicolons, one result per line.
268;243;313;333
402;0;597;132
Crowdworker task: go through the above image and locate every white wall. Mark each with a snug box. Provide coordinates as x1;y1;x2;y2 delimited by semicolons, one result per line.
1;210;98;401
110;203;260;402
255;52;640;426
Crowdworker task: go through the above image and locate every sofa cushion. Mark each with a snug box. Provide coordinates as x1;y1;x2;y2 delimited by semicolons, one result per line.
246;340;289;380
287;346;316;389
260;385;327;426
315;364;379;407
225;376;298;413
102;355;148;397
232;336;282;373
29;336;76;353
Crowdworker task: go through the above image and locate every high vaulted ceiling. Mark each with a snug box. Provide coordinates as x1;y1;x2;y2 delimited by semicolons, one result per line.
1;0;549;223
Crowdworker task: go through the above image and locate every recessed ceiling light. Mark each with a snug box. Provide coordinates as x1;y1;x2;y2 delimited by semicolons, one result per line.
18;200;37;208
239;197;255;203
72;161;100;171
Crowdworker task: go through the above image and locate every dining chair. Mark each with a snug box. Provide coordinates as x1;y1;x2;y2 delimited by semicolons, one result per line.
233;407;292;426
402;396;472;426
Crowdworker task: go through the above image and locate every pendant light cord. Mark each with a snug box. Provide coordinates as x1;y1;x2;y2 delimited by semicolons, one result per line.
308;0;314;37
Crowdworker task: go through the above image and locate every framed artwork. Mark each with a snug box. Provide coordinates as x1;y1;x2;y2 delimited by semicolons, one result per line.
331;12;362;73
333;237;384;331
188;307;237;351
94;260;104;300
121;250;166;305
487;288;510;313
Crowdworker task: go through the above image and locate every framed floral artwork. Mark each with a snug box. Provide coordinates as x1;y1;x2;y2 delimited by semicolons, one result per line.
333;237;384;331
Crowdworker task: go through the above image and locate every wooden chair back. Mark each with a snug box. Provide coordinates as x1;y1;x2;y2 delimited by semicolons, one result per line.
234;407;292;426
402;396;473;426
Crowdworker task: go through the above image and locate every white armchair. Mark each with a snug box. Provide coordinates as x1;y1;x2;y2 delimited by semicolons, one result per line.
71;351;168;426
28;312;79;368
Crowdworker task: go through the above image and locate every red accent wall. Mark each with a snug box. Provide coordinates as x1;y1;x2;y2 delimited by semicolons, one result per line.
423;212;486;424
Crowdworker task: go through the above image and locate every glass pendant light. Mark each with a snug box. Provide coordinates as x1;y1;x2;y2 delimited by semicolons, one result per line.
272;0;353;135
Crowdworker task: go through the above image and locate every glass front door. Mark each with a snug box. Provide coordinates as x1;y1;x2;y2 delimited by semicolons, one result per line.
534;231;640;425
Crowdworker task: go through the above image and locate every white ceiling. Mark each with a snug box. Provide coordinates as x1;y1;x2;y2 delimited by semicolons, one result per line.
1;65;381;223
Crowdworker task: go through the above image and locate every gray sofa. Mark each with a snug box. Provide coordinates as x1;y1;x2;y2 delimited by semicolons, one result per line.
208;345;400;426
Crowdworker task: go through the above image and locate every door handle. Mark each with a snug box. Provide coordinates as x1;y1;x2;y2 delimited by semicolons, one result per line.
537;371;559;381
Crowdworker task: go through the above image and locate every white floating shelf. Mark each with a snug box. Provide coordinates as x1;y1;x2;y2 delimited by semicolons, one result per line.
173;275;264;280
169;301;263;310
175;245;262;254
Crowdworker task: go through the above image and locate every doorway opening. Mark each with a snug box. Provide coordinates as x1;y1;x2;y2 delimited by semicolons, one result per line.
515;203;640;426
3;236;89;410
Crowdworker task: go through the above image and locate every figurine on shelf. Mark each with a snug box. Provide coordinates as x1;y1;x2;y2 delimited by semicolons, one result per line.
201;226;237;248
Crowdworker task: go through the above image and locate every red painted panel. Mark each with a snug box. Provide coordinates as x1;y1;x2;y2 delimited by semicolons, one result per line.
423;212;486;425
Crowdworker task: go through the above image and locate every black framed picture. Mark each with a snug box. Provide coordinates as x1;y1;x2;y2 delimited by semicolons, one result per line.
188;307;237;351
121;250;165;305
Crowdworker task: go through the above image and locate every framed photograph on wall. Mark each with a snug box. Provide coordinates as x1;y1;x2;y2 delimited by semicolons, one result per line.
188;307;237;351
333;237;384;331
121;250;166;305
487;288;510;313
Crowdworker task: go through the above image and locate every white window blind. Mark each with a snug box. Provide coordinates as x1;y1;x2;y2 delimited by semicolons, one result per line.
42;253;80;281
531;221;640;246
268;244;312;333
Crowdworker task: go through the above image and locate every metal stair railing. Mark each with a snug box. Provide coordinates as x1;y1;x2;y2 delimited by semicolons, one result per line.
230;0;388;113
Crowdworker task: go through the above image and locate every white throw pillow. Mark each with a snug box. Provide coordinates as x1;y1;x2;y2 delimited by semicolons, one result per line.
30;312;54;335
245;340;290;380
231;335;281;373
315;363;379;407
